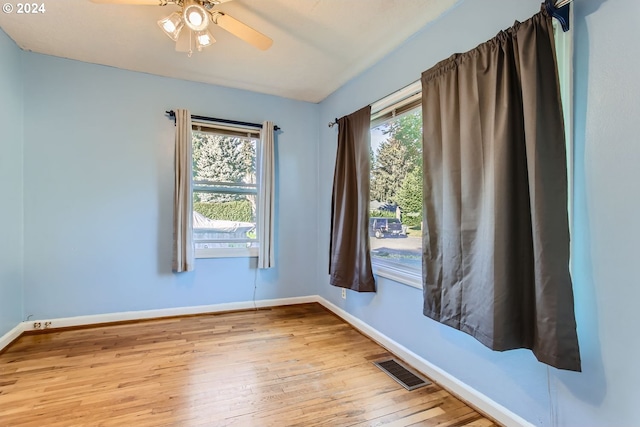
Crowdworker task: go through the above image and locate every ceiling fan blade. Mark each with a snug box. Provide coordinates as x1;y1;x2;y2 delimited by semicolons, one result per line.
175;30;191;53
212;12;272;51
90;0;170;5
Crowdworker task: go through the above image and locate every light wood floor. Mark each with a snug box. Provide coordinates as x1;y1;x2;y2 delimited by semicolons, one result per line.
0;303;499;427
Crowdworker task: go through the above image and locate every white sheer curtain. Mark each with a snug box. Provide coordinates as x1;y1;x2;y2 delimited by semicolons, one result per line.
257;121;275;269
172;109;194;272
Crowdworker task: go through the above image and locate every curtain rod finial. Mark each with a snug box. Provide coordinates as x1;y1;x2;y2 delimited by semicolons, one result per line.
545;0;571;32
166;110;176;126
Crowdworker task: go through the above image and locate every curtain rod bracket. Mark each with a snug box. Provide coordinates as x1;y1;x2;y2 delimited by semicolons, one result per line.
166;110;176;125
545;0;571;32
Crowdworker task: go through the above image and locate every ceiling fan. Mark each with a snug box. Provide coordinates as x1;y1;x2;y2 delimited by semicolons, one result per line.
90;0;273;54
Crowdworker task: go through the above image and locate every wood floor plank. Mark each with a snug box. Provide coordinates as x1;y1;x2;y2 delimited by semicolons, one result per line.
0;303;500;427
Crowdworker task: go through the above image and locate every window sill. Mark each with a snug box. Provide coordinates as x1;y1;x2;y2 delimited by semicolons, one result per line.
195;247;258;259
371;262;422;290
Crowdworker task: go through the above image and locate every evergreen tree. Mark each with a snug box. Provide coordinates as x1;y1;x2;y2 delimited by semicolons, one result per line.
192;132;256;209
370;139;408;204
370;111;422;205
397;166;423;214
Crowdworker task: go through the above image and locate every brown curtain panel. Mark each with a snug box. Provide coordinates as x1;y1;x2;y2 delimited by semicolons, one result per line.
421;9;580;371
329;106;376;292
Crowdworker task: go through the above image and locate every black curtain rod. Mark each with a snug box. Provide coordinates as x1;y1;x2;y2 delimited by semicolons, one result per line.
166;110;280;131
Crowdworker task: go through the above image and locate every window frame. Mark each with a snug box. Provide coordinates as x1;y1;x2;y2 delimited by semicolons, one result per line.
369;83;424;289
191;121;262;259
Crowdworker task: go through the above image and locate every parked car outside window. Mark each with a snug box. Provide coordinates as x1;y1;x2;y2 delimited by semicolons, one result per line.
369;217;405;239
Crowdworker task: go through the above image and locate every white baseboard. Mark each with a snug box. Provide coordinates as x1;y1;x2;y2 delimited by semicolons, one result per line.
316;296;535;427
5;295;531;427
21;296;317;332
0;322;26;353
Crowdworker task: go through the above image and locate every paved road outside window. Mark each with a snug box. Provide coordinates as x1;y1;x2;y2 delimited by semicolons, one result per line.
370;235;421;270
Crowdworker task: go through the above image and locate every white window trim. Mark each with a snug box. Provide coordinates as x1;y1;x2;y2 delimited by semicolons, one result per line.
371;81;421;113
373;263;422;289
553;13;574;236
197;247;258;259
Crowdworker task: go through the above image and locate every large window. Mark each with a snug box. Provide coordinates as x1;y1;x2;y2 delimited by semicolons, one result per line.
369;82;423;287
367;19;572;288
192;122;261;258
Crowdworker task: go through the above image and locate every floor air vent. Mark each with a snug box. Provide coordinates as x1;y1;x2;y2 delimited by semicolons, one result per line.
373;359;431;391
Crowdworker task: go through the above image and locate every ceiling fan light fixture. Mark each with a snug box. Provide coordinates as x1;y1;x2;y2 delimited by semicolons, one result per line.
183;1;210;32
158;12;184;41
195;29;215;50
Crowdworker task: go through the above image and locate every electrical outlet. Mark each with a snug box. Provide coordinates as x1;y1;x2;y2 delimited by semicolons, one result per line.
341;288;346;299
44;322;51;329
33;322;41;329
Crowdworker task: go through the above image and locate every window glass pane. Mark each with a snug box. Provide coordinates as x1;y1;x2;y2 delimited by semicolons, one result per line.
370;109;422;274
192;131;257;185
193;194;257;249
192;130;258;250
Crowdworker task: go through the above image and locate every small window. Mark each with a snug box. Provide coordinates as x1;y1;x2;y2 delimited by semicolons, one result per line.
370;83;423;287
192;123;261;258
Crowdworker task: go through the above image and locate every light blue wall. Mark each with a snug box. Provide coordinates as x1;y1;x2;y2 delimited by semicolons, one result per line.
317;0;640;425
558;0;640;424
0;30;24;336
5;0;640;423
21;53;319;319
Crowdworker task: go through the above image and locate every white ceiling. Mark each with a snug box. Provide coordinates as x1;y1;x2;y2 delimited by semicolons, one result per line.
0;0;458;103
